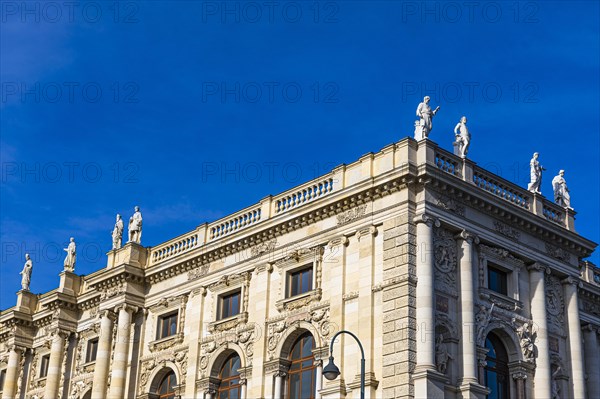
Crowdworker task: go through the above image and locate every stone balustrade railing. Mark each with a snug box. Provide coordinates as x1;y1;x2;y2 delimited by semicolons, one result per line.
434;150;461;176
151;230;200;264
209;207;262;241
542;202;565;225
473;168;531;210
146;138;576;267
274;177;335;215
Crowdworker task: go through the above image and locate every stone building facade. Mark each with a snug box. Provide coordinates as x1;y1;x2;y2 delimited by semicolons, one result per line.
1;138;599;399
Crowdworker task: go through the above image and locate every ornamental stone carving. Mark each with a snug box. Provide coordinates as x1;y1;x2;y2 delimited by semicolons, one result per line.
515;321;537;363
493;221;521;240
434;193;465;216
251;238;278;257
433;228;458;296
138;345;189;393
188;264;209;280
198;323;260;378
336;204;367;225
475;303;495;346
545;274;565;335
545;243;572;263
266;304;331;360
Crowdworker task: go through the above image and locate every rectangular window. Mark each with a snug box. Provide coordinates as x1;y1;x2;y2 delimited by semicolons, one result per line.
288;266;313;298
488;265;508;295
85;338;99;363
0;369;6;392
156;312;178;340
40;354;50;378
218;291;241;320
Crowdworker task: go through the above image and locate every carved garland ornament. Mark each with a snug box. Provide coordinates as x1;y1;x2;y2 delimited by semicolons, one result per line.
198;323;260;379
266;304;331;361
434;193;466;216
138;346;189;393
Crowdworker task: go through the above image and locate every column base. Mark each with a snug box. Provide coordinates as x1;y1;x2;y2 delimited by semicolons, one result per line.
457;381;489;399
413;368;448;399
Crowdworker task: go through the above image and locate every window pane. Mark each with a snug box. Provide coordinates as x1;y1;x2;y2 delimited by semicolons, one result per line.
231;294;239;315
301;370;314;398
290;373;300;399
302;335;314;358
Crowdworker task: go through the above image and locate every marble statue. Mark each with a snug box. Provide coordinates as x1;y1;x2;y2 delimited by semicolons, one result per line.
112;214;124;249
527;152;545;194
63;237;76;272
435;334;453;374
453;116;471;158
20;253;33;291
128;206;143;244
475;303;495;345
516;322;537;361
415;96;440;139
552;170;571;208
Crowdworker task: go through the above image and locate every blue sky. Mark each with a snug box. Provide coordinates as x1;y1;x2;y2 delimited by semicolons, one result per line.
1;0;598;309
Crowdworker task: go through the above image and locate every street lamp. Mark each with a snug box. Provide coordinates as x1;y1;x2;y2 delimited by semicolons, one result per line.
322;330;365;399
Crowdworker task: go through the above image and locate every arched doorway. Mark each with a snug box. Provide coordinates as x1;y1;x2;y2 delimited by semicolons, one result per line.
484;333;510;399
287;332;316;399
217;353;242;399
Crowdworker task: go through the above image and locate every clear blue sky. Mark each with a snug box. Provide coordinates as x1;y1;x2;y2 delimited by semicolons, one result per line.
1;1;598;309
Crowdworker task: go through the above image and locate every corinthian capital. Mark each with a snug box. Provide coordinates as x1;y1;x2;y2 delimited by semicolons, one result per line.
413;213;440;228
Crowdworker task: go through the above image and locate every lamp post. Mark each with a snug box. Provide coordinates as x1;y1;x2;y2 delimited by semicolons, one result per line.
322;330;365;399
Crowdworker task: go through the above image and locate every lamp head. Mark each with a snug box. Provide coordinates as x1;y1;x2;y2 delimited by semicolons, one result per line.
323;356;340;381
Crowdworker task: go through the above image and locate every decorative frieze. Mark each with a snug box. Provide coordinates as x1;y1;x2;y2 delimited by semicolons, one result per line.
250;238;278;257
336;204;367;225
545;242;572;263
493;220;521;240
188;264;209;280
434;193;465;216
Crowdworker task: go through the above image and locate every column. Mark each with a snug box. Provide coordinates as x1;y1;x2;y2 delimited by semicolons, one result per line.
582;325;599;399
240;378;247;399
562;277;586;398
1;345;23;399
527;264;551;399
457;231;479;385
314;359;323;399
414;214;440;370
44;330;69;399
273;371;286;399
511;372;527;399
92;310;115;399
108;305;136;399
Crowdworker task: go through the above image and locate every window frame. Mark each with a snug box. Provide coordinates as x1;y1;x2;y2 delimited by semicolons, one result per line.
478;244;524;309
39;354;51;378
287;333;317;399
287;264;314;298
274;246;324;312
487;264;509;296
156;311;179;341
217;290;242;321
217;353;242;399
0;369;6;392
208;272;251;333
85;337;99;364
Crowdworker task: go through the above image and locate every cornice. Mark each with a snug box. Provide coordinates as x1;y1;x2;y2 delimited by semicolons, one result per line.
144;167;415;285
425;169;596;257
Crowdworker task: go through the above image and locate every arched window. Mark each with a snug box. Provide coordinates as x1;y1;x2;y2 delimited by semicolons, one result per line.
218;353;241;399
288;333;316;399
156;370;177;399
485;333;510;399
